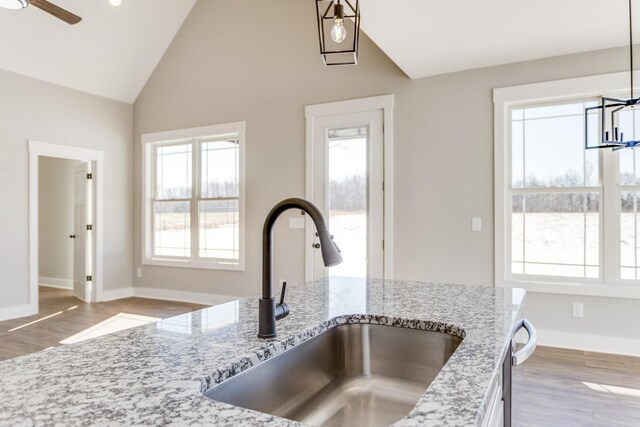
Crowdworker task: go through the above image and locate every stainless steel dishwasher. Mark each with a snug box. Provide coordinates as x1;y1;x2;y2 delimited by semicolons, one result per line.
502;318;537;427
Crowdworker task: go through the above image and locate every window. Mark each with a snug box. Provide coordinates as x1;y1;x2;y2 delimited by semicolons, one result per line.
510;101;600;279
142;122;245;270
495;73;640;297
618;114;640;279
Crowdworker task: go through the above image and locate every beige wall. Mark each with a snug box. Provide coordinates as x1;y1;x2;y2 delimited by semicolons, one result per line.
0;69;133;310
133;0;409;297
133;0;639;348
38;157;77;283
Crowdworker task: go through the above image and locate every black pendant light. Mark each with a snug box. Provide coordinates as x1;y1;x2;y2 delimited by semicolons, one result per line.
315;0;360;66
586;0;640;150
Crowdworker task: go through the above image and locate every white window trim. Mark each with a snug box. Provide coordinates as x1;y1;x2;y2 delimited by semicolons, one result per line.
141;122;246;271
494;72;640;299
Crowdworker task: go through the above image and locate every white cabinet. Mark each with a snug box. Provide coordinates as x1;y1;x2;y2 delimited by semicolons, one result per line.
485;383;504;427
482;378;504;427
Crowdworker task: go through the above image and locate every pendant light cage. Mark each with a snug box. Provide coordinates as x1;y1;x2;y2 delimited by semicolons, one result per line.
315;0;360;66
585;0;640;150
585;97;640;150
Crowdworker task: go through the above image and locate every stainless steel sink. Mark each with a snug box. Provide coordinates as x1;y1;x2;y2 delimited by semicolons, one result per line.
204;323;462;427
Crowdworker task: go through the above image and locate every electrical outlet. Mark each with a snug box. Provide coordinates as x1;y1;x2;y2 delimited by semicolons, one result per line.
572;302;584;318
137;268;142;278
471;217;482;232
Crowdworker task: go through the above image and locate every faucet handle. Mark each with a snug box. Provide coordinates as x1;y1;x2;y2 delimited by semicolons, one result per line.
275;281;289;321
279;281;287;306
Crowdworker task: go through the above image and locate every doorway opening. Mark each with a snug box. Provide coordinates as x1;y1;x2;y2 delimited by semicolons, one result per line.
305;95;394;281
38;157;94;303
29;141;104;315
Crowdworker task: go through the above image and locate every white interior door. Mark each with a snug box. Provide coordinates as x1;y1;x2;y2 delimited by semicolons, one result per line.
308;110;384;280
73;162;93;302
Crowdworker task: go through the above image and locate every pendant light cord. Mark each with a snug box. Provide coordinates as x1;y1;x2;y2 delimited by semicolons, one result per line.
631;0;635;99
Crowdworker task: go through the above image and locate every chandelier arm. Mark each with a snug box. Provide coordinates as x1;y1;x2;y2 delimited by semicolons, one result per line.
584;4;639;151
631;0;634;99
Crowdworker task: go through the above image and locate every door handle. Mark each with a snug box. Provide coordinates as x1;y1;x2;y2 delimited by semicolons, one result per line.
69;234;76;239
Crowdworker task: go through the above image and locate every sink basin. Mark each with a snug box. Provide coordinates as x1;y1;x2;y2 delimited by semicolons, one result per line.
204;323;462;427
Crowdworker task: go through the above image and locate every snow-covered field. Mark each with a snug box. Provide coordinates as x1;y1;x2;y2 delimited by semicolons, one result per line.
327;213;367;278
330;212;640;279
152;211;367;275
152;211;640;279
512;212;638;278
154;212;238;259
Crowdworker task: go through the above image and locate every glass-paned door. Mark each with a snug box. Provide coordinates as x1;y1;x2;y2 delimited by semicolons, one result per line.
309;110;384;279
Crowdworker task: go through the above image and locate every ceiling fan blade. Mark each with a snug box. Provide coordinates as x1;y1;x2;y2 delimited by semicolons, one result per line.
29;0;81;25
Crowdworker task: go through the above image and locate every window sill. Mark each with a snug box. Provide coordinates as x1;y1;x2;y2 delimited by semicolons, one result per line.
499;280;640;299
142;258;244;272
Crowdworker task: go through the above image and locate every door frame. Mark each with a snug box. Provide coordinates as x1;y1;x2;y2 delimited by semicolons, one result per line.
29;141;104;313
304;94;394;281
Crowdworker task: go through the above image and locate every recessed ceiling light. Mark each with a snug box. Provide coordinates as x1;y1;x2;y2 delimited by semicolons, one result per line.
0;0;28;10
109;0;122;7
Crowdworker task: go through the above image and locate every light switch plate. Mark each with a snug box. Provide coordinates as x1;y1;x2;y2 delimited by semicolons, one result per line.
471;217;482;232
136;268;142;278
289;217;305;229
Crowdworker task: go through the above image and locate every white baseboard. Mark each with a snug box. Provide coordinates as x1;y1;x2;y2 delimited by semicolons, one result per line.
39;276;73;290
132;287;239;306
0;303;37;322
99;287;134;301
0;287;236;322
518;328;640;357
97;286;238;306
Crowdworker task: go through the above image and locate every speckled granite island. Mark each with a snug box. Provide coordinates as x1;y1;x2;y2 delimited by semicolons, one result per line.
0;278;525;426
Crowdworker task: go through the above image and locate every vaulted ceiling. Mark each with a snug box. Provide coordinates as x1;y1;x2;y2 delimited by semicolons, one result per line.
361;0;635;79
0;0;196;103
0;0;636;103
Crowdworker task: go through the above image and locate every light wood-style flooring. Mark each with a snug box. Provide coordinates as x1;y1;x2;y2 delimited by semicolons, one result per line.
513;345;640;426
0;286;206;361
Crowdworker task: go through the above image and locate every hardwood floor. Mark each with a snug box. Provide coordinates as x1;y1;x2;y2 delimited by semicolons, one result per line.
513;345;640;426
0;286;207;361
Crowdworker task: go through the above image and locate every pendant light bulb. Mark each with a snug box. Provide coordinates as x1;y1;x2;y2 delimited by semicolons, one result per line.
331;20;347;43
331;1;347;43
109;0;122;7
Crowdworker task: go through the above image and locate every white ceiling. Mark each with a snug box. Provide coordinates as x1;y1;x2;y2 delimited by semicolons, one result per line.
361;0;635;79
1;0;637;102
0;0;195;103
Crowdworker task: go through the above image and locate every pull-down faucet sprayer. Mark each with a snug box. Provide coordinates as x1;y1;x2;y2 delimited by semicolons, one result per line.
258;198;342;339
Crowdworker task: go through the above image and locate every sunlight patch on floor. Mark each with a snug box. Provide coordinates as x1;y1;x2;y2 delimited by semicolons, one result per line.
8;305;85;332
582;381;640;398
8;311;65;332
60;313;160;344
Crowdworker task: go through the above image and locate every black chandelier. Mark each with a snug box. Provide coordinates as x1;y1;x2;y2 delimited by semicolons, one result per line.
586;0;640;150
315;0;360;66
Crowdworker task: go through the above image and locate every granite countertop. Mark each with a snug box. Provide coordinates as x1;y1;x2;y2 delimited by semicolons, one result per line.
0;278;525;426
